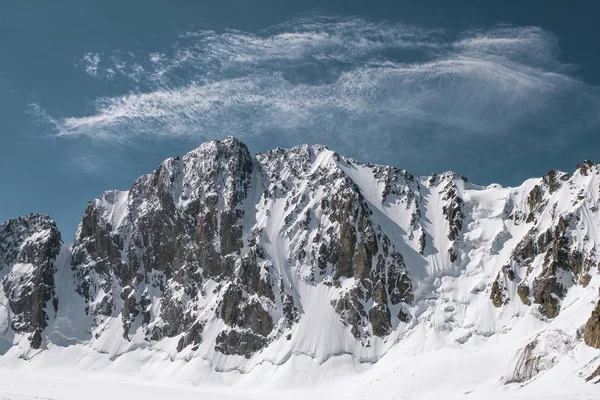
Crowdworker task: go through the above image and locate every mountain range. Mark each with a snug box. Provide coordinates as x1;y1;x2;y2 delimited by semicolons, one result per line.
1;137;599;398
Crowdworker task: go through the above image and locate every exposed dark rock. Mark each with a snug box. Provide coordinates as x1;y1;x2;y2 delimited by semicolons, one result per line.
372;280;387;304
510;229;536;265
177;321;204;352
448;248;458;263
517;284;531;305
220;284;243;327
586;363;600;384
442;187;463;242
527;185;544;215
335;288;366;338
0;214;62;349
97;295;113;317
584;293;600;349
542;169;562;194
388;268;413;305
120;285;139;338
490;280;504;308
219;284;273;342
330;184;360;280
239;247;274;301
70;138;262;349
577;160;595;176
215;330;267;358
397;308;410;323
581;274;592;288
30;330;42;349
418;231;426;255
369;304;391;337
507;269;515;281
369;280;391;336
428;173;438;186
282;293;298;328
139;289;152;325
532;277;562;318
498;212;589;317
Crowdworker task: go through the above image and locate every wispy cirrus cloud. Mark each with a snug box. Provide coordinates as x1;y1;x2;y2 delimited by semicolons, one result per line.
82;53;101;77
33;16;600;169
69;153;110;175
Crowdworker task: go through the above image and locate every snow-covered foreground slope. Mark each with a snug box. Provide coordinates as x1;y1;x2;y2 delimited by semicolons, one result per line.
0;341;598;399
1;137;600;398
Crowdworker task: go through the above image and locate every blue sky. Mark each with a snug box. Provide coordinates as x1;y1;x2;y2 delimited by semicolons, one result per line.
2;0;600;242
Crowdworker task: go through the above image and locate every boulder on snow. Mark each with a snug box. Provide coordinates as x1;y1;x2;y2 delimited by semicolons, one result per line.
584;292;600;349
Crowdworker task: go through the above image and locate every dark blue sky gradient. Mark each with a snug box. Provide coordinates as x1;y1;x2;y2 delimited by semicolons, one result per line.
1;0;599;241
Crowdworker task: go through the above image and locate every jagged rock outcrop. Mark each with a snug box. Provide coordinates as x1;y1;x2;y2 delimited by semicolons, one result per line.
427;172;465;264
70;138;278;354
0;214;62;349
488;164;600;319
585;291;600;349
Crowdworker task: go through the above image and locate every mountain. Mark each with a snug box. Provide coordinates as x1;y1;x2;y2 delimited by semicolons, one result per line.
1;137;600;397
0;214;61;350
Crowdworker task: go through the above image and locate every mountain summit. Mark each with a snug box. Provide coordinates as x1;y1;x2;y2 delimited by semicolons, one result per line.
1;138;600;393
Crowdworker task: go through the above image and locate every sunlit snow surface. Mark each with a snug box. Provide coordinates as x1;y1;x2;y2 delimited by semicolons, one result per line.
0;342;598;399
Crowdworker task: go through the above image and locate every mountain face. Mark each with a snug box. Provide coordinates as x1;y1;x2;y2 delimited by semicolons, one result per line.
0;214;62;349
70;139;414;357
1;137;600;386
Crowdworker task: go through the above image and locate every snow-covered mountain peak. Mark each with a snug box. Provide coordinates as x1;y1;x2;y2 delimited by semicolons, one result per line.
1;139;600;393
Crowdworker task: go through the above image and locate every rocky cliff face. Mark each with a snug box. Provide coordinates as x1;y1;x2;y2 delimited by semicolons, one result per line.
71;139;257;351
0;214;62;349
1;138;600;382
489;164;600;319
69;139;415;356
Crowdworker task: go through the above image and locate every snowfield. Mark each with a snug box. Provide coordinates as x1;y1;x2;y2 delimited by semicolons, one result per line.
0;341;599;399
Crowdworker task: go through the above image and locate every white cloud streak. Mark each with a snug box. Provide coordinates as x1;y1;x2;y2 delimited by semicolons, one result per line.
37;17;600;164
